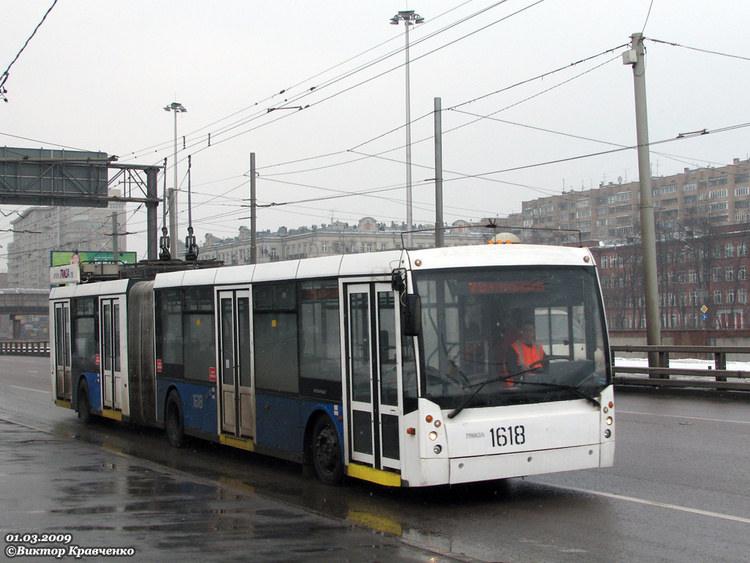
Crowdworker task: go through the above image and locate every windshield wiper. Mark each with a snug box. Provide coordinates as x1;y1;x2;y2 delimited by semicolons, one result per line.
447;368;535;419
510;380;601;408
447;369;601;419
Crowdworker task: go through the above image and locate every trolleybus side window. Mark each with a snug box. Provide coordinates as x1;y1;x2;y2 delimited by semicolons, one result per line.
71;297;97;373
253;282;299;394
155;287;215;382
402;332;418;414
183;288;215;382
156;289;182;379
299;280;341;400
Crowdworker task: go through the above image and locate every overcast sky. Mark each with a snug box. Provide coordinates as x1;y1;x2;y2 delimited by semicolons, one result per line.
1;0;749;267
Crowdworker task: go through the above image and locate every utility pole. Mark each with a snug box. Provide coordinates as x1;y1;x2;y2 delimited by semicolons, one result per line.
623;32;662;365
111;212;119;261
250;152;257;264
434;97;444;248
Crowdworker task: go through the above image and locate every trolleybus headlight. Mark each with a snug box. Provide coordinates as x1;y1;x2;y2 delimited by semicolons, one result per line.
429;431;438;441
434;419;442;428
604;429;612;439
606;416;613;426
425;415;433;423
433;445;442;454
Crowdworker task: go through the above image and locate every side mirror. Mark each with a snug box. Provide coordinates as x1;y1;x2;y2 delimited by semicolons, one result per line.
401;294;421;336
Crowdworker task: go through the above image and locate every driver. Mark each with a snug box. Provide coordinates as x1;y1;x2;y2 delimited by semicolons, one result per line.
506;321;548;374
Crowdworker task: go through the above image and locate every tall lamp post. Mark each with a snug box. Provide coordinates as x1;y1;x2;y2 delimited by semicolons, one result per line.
390;10;424;249
164;101;187;258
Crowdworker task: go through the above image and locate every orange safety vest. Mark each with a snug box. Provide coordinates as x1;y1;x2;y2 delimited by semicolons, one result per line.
511;340;545;369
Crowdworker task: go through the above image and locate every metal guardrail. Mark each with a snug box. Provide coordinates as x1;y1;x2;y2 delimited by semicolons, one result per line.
612;345;750;392
0;340;50;356
2;340;749;392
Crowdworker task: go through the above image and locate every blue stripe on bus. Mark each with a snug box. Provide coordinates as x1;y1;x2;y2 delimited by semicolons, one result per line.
156;380;218;436
255;395;343;456
81;372;101;412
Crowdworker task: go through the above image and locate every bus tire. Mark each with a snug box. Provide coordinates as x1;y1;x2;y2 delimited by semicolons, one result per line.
165;391;186;448
77;380;92;425
311;415;344;485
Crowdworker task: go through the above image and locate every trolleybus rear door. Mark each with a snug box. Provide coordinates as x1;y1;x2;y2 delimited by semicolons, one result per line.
219;290;254;438
346;283;402;472
100;297;124;410
53;302;72;402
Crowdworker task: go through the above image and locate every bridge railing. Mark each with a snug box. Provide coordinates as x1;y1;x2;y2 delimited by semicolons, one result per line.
611;345;750;392
0;340;51;356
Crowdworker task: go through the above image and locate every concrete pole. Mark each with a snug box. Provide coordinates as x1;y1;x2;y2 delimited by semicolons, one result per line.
111;212;119;262
250;153;257;264
625;32;662;364
168;188;177;258
434;97;444;248
146;166;158;261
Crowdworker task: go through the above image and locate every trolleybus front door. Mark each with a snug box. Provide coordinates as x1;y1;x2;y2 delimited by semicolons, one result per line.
346;283;402;472
219;290;254;438
100;297;124;411
53;302;72;402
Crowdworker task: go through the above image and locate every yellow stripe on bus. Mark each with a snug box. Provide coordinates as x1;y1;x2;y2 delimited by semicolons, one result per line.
220;434;255;452
346;463;402;487
101;409;122;421
55;400;72;409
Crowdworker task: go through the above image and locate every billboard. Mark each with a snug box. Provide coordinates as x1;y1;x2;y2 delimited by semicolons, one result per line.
51;250;137;267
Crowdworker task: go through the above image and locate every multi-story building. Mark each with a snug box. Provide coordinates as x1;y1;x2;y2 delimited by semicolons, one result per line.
7;192;126;289
591;223;750;331
510;158;750;244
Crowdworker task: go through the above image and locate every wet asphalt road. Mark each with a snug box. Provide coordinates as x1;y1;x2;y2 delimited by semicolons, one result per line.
1;355;750;562
0;420;451;562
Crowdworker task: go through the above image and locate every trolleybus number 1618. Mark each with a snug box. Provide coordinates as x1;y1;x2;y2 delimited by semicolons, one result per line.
490;425;526;448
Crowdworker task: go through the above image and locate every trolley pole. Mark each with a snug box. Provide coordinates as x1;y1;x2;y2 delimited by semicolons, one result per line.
624;32;662;366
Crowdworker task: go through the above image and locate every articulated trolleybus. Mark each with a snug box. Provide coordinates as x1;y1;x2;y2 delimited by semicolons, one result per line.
50;243;614;487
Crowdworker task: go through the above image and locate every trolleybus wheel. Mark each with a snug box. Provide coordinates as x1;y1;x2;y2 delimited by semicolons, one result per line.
311;416;343;485
165;391;186;448
78;380;92;425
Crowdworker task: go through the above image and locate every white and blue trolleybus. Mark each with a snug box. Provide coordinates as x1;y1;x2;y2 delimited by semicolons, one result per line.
50;243;614;487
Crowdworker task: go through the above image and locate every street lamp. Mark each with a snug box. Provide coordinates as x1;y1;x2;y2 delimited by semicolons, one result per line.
164;102;187;258
390;10;424;248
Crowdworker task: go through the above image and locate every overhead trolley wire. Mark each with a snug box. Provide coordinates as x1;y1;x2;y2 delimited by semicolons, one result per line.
646;37;750;63
260;43;627;178
119;1;489;165
0;0;59;100
122;0;543;169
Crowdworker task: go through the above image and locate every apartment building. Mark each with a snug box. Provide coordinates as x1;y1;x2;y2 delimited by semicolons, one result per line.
511;158;750;244
8;193;126;289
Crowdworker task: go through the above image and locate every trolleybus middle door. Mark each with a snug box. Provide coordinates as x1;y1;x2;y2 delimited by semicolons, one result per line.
53;302;72;402
219;290;254;438
346;283;402;472
100;297;123;411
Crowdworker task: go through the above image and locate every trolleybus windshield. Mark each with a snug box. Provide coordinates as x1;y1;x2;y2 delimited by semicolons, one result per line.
415;266;609;410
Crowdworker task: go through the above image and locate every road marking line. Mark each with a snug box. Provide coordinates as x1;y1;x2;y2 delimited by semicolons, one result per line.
10;385;49;394
619;410;750;425
559;485;750;525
